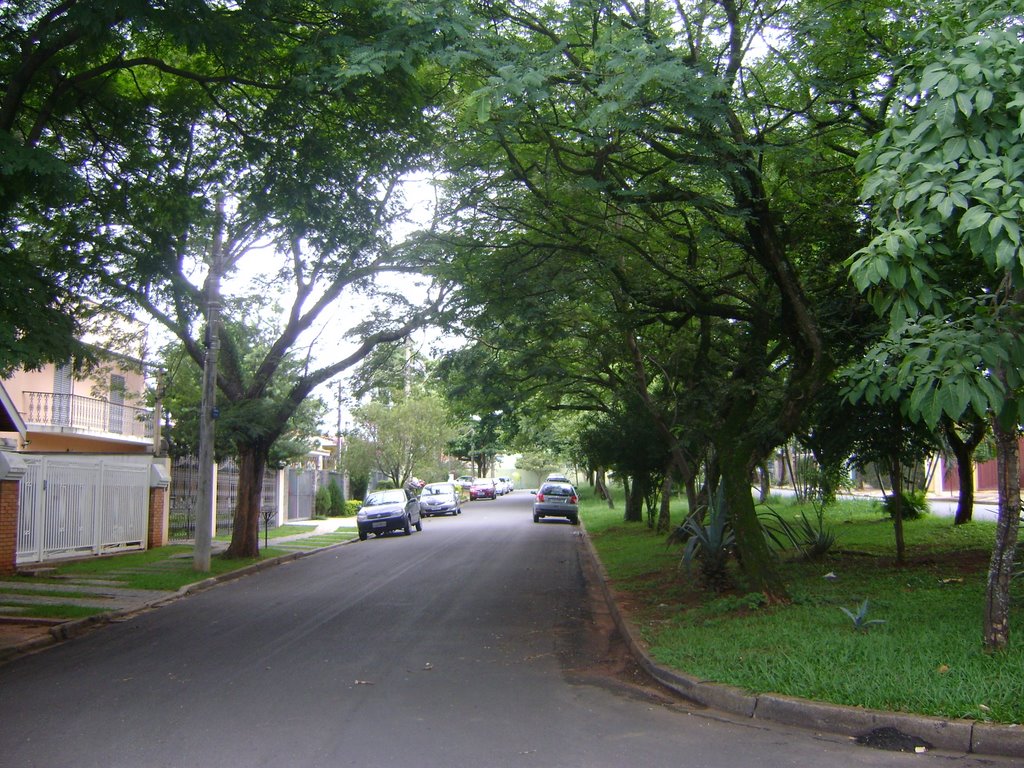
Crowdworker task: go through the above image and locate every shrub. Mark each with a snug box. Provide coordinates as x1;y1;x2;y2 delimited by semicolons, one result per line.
344;499;362;517
760;505;837;561
882;490;929;520
327;480;345;516
314;485;332;518
666;489;734;591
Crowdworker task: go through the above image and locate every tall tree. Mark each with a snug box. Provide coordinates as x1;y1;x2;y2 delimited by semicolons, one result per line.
4;1;458;558
354;390;458;487
433;0;898;598
847;0;1024;650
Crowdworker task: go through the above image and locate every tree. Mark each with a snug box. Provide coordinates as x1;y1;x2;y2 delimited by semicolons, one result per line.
354;390;458;487
939;414;989;525
433;0;898;599
157;315;326;470
3;1;458;558
847;0;1024;650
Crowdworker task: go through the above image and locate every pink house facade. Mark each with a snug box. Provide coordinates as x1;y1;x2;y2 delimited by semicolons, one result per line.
0;321;169;571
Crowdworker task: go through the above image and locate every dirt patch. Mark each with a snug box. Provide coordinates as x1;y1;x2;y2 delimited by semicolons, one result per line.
0;622;55;661
561;540;693;708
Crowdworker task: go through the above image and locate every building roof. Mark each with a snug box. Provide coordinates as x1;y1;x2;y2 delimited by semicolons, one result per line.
0;381;26;438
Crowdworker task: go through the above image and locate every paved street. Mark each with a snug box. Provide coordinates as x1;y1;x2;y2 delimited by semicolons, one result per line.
0;492;1016;767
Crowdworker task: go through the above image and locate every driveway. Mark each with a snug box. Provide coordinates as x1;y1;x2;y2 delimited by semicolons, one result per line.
0;492;1015;767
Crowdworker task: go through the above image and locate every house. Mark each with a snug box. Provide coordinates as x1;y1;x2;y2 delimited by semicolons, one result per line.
0;322;156;454
0;317;169;571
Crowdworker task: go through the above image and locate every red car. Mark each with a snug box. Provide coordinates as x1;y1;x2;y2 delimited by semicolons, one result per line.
469;478;497;500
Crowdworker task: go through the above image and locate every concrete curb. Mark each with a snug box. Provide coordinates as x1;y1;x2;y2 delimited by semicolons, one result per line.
576;525;1024;759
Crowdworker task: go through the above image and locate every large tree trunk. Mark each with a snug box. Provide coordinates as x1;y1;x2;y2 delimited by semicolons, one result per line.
757;462;771;503
984;419;1021;651
949;434;976;526
684;474;699;518
623;473;645;522
224;443;268;559
594;467;614;508
941;416;987;526
890;461;906;565
717;438;788;601
657;471;673;534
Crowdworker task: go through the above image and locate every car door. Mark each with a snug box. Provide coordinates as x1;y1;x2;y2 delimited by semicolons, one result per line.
405;492;421;524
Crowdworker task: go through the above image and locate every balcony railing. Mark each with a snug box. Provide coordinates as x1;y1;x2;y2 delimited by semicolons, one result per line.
22;391;154;441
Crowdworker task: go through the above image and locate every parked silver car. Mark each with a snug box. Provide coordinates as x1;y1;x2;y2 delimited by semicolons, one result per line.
418;482;462;517
357;488;422;540
533;481;579;524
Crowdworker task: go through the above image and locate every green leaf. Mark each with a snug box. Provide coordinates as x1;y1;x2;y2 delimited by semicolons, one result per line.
937;73;960;98
943;135;967;161
957;205;991;234
975;88;994;112
476;95;491;124
955;92;974;117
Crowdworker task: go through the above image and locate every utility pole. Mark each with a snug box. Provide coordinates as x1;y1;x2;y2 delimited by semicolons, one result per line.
194;194;225;572
335;380;343;472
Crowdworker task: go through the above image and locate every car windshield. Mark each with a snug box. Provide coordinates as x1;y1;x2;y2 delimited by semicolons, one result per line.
422;485;452;496
541;484;573;496
364;490;406;506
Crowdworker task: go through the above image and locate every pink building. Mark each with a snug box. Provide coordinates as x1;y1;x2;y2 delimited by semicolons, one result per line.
0;319;156;454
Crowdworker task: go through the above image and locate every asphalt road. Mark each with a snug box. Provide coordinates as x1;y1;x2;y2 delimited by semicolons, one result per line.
0;492;1015;768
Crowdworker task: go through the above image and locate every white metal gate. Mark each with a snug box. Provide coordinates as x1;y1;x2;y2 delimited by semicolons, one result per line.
16;455;150;564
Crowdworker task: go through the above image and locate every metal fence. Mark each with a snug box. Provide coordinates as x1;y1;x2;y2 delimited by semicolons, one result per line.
16;455;150;564
168;456;279;541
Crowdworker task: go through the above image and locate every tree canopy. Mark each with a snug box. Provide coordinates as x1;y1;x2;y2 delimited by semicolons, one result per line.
847;0;1024;650
427;0;903;597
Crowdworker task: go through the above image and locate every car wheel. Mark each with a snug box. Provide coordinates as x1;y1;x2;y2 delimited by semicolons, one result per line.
403;516;412;535
359;531;368;541
569;515;579;525
533;512;540;523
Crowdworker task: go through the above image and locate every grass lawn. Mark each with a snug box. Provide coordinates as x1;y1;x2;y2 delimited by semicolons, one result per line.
5;530;355;605
582;493;1024;724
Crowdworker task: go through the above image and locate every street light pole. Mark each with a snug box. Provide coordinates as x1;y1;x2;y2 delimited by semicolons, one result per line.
194;193;225;572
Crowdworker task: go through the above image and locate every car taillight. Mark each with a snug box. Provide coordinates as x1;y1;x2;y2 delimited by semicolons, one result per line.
536;493;544;502
571;495;578;504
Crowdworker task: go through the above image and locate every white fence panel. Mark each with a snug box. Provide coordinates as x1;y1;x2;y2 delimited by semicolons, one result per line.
98;464;149;551
16;459;43;562
16;456;149;564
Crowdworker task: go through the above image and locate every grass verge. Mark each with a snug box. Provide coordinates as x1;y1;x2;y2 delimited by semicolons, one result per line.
4;531;354;618
582;493;1024;724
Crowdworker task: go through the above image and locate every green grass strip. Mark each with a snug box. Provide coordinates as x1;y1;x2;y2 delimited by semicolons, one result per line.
581;492;1024;724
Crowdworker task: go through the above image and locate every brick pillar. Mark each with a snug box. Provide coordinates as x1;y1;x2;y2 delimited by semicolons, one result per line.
148;486;168;548
148;461;171;549
0;453;27;576
0;479;18;575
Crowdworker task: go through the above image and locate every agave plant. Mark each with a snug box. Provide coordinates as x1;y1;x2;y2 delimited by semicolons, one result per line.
667;488;735;591
760;505;836;561
841;599;886;632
